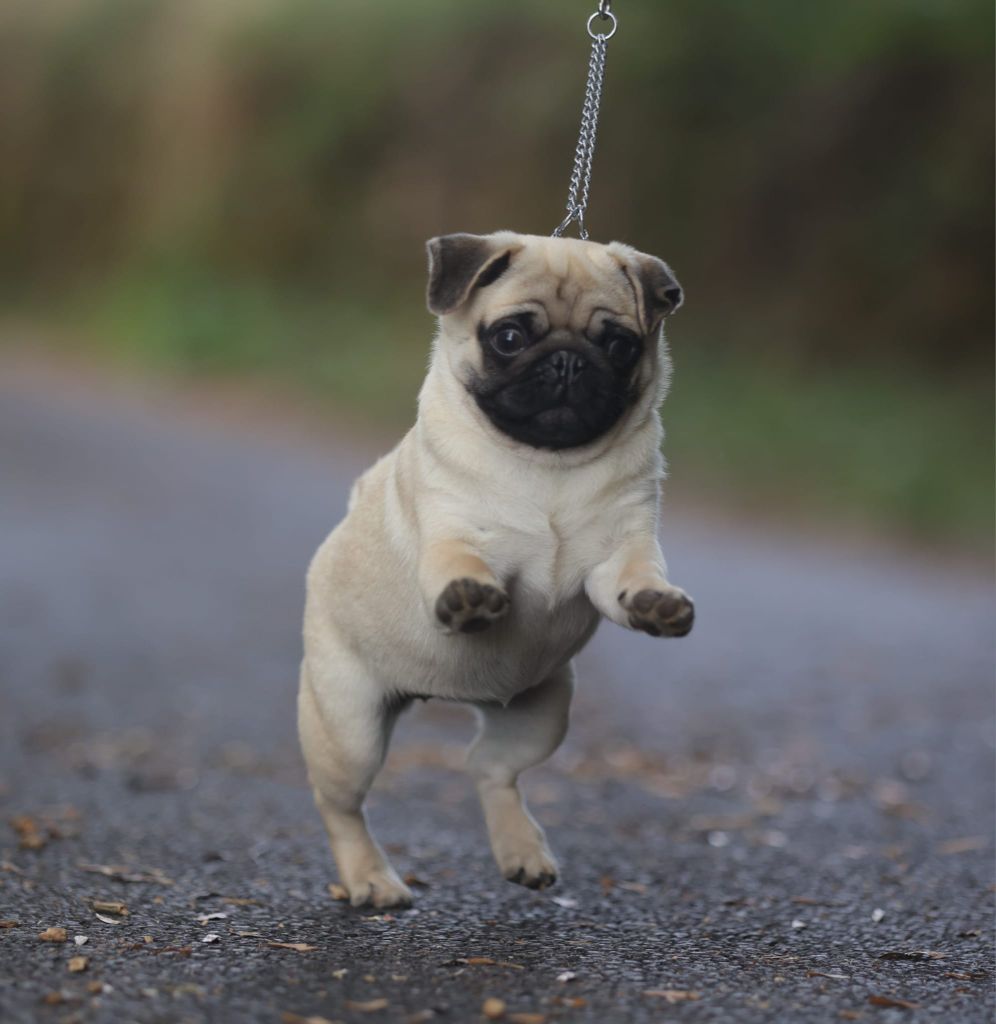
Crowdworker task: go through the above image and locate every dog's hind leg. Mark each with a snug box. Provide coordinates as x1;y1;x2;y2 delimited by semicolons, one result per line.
467;664;574;889
298;652;412;909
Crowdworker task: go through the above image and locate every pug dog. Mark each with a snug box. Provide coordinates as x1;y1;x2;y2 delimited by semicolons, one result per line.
299;231;694;908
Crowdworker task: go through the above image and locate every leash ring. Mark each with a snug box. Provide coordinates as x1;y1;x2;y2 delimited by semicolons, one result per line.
587;10;617;40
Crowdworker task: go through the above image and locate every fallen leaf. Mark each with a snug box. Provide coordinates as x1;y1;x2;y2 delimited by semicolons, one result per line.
196;912;228;924
78;863;173;885
157;945;192;956
86;981;106;994
617;881;647;894
868;994;918;1009
644;989;701;1003
808;971;851;980
943;971;989;981
444;956;525;970
41;991;69;1006
94;913;122;925
38;927;68;943
402;873;429;888
331;968;348;979
507;1014;546;1024
67;956;88;973
328;883;349;901
482;997;506;1019
91;900;128;916
345;998;389;1012
0;920;19;929
877;950;945;961
266;941;318;953
10;814;47;850
938;836;987;856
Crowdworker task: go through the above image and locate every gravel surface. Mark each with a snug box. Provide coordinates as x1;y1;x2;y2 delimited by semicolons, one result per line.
0;373;993;1023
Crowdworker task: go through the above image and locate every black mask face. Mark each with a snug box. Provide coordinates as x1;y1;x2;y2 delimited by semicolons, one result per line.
468;312;646;450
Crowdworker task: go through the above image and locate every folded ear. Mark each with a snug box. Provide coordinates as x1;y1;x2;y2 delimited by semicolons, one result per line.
609;243;684;331
425;233;519;315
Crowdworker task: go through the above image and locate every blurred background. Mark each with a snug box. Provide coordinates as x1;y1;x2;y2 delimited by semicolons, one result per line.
1;0;992;550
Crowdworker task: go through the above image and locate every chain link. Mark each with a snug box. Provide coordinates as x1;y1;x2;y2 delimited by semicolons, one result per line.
552;5;616;240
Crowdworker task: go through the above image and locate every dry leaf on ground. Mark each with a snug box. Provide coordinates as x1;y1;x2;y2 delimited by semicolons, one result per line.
0;921;19;929
878;950;945;962
91;900;128;916
10;815;47;850
507;1013;546;1024
938;836;987;855
38;927;68;942
78;863;173;885
344;998;389;1012
266;941;318;953
868;994;918;1009
482;997;506;1019
644;989;701;1003
67;956;88;973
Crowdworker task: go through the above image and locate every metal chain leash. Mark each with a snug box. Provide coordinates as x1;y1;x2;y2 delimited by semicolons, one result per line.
552;1;618;240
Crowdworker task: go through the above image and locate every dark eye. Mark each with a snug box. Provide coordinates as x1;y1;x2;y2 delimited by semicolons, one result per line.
606;332;640;368
490;322;528;357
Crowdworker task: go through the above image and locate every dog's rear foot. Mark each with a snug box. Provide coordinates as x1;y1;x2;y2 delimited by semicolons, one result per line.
494;836;559;890
339;867;413;909
435;578;509;634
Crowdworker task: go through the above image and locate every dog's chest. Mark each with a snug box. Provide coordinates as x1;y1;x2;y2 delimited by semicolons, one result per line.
483;496;613;605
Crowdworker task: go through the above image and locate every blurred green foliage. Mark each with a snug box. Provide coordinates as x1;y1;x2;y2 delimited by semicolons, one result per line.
0;0;992;547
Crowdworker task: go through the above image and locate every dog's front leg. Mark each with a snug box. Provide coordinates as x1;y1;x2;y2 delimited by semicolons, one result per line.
419;538;510;634
586;532;695;637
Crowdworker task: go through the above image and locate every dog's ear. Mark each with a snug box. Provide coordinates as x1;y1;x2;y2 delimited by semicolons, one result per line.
426;233;519;315
609;243;684;331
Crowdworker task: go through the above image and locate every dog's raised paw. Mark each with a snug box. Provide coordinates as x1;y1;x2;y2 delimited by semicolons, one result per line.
435;578;509;634
620;586;694;637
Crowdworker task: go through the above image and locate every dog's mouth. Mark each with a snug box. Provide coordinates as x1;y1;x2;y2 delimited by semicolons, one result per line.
470;355;632;450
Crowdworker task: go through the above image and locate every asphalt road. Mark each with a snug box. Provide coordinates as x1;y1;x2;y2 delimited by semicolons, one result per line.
1;369;993;1024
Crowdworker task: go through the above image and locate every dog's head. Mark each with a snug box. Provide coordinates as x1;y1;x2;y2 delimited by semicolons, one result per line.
425;231;682;450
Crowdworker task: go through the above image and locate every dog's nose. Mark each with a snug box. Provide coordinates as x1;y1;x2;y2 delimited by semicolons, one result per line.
548;350;588;385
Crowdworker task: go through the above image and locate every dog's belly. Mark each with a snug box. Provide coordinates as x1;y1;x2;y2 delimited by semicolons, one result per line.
411;590;600;704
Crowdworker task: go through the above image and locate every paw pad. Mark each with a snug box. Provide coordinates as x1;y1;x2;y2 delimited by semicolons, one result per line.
435;578;509;634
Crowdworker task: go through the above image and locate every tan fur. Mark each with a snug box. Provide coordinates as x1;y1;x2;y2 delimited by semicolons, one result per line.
299;233;692;907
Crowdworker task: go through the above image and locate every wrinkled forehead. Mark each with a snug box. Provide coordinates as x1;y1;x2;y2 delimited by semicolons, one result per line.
468;239;642;334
